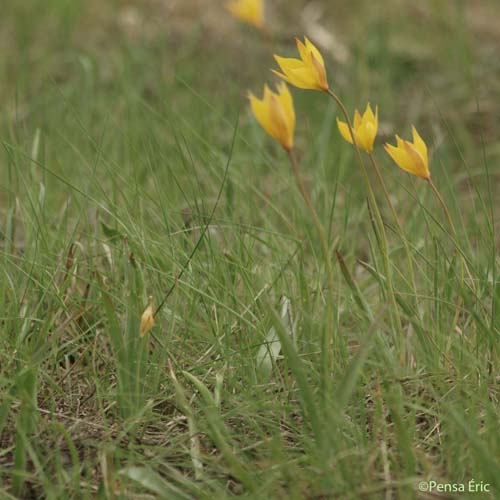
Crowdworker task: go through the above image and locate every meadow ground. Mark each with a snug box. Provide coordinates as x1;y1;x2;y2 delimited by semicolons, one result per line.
1;0;499;498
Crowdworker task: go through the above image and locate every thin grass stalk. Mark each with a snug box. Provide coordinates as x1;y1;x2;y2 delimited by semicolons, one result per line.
287;149;334;288
287;148;336;388
427;178;476;288
427;177;469;348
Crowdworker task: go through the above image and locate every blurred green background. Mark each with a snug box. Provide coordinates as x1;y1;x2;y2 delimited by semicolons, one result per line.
1;0;499;498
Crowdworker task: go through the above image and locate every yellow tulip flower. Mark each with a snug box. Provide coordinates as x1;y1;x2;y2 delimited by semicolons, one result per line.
248;82;295;151
385;127;430;179
225;0;264;29
273;37;328;91
140;296;155;337
337;104;378;153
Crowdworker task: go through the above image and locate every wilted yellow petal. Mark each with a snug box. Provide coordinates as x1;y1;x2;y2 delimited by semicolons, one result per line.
140;297;155;337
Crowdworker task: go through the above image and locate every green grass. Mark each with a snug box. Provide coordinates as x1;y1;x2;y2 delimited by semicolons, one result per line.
1;0;499;498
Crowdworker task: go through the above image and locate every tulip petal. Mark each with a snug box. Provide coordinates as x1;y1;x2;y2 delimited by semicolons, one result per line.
295;37;309;63
274;55;305;70
310;52;328;90
226;0;263;28
354;110;362;129
357;122;376;152
337;119;354;145
269;94;292;150
304;36;325;66
411;126;428;160
403;142;429;179
271;69;294;85
282;66;321;90
385;143;416;175
274;37;328;91
276;82;295;138
249;84;295;150
363;103;375;123
273;55;320;89
249;92;273;140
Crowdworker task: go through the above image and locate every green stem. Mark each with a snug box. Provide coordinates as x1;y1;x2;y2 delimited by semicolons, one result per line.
426;177;464;348
427;176;473;287
326;89;405;356
369;153;418;300
287;148;334;293
427;176;477;346
427;178;456;235
287;148;336;385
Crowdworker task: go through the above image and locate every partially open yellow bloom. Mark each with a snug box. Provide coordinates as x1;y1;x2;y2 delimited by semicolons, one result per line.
225;0;264;29
385;127;430;180
337;104;378;153
273;37;328;91
248;82;295;151
140;296;155;337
